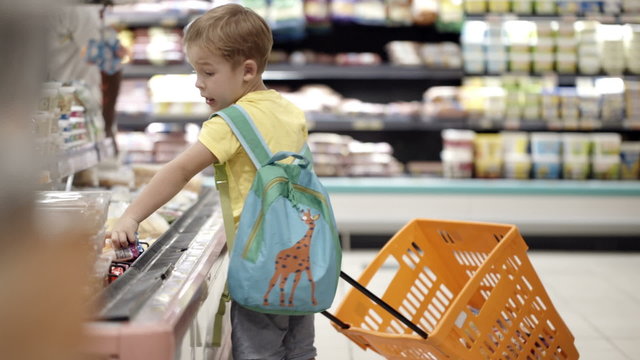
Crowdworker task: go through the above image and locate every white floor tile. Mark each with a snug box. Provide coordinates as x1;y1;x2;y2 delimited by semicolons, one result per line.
573;338;631;360
610;338;640;360
316;250;640;359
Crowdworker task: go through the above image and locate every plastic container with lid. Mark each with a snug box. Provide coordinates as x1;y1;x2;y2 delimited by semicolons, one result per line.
441;149;473;178
501;131;529;155
562;133;591;157
475;157;503;178
535;0;557;14
563;155;590;180
504;153;532;179
620;141;640;180
592;155;621;180
591;132;622;156
532;154;561;179
442;129;475;151
531;132;562;156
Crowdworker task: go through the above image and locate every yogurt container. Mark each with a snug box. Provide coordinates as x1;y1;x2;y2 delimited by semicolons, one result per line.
592;155;621;180
531;132;562;156
504;153;532;179
441;149;474;178
532;154;562;179
563;155;590;180
620;141;640;180
591;132;622;156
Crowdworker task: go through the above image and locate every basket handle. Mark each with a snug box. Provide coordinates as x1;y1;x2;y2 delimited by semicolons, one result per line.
322;271;429;339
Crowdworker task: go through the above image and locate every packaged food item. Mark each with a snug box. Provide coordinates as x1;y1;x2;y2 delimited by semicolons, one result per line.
488;0;509;13
620;141;640;180
463;0;486;14
592;155;620;180
441;149;473;178
531;132;562;156
504;153;531;179
513;0;533;14
562;133;591;157
591;132;622;156
535;0;556;14
532;154;561;179
563;155;590;180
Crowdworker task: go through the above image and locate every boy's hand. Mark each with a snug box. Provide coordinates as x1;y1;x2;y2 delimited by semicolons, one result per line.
107;216;139;249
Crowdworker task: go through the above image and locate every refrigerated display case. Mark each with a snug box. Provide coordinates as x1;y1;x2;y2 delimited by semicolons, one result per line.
83;188;231;360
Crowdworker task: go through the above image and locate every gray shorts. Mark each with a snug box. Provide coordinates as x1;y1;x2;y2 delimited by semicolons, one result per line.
231;301;317;360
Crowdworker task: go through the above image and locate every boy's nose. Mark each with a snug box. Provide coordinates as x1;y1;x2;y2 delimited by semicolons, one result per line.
194;77;204;90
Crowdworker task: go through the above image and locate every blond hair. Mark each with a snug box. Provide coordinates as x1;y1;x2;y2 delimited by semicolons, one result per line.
184;4;273;73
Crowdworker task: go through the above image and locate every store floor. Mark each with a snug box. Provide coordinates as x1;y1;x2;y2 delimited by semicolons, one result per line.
314;250;640;360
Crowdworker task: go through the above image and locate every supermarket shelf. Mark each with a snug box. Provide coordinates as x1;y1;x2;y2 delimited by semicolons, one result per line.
117;111;640;132
320;177;640;243
123;63;464;81
465;72;640;86
464;13;640;24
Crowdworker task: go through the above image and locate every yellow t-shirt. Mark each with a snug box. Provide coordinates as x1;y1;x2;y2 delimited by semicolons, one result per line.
198;90;308;225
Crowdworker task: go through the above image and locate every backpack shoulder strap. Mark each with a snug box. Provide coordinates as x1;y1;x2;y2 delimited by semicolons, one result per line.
214;104;272;168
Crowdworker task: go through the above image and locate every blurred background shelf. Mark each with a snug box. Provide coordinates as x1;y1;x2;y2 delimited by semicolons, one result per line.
123;63;464;81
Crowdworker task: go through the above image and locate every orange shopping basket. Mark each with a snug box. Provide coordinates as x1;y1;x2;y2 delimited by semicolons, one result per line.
322;219;579;360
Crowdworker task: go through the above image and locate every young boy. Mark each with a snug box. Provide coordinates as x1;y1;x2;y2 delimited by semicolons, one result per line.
108;4;316;359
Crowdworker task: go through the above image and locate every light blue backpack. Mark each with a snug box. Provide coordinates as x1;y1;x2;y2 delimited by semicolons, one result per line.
213;104;342;315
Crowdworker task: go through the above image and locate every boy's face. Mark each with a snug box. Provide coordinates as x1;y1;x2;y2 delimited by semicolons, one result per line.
187;45;246;112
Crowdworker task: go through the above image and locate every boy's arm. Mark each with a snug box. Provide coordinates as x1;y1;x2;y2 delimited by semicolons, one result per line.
109;141;217;248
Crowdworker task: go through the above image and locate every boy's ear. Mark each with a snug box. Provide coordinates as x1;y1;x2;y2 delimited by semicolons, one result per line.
242;59;258;81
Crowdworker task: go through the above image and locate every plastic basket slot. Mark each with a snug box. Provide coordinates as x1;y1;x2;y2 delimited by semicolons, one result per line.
402;247;421;270
431;295;447;314
414;272;430;295
405;289;421;311
481;340;496;357
554;345;570;359
521;275;533;291
535;296;549;312
422;265;437;283
509;336;526;353
439;283;453;300
438;230;455;244
427;302;442;320
546;319;557;333
471;251;488;267
419;315;435;333
409;283;426;303
400;299;417;318
496;318;510;333
388;319;404;334
411;241;424;256
436;286;452;304
493;233;504;242
453;251;466;266
363;309;383;331
458;334;473;350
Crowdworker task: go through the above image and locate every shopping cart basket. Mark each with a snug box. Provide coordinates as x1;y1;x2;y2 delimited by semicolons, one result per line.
322;219;579;360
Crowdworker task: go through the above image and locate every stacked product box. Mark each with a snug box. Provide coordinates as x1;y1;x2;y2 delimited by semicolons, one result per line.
531;132;562;179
